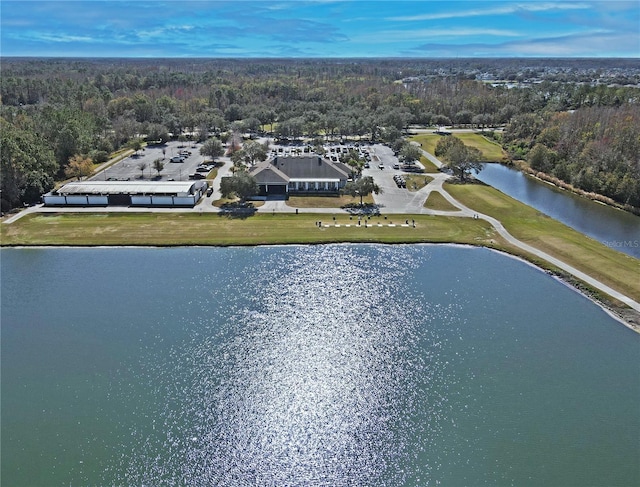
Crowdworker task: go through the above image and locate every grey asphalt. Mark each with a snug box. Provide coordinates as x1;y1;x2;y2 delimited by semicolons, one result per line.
92;140;207;182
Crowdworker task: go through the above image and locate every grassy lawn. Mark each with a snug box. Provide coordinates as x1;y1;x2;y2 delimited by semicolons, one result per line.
286;194;373;208
446;182;640;303
410;133;507;162
424;191;460;211
410;134;440;154
1;212;507;249
453;133;507;162
419;155;439;173
405;174;433;192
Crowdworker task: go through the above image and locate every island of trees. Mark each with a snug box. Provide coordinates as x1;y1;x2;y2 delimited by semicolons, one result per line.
1;57;639;212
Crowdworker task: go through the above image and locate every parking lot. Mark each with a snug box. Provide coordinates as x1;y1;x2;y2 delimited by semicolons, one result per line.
92;141;208;182
265;140;428;210
88;139;428;211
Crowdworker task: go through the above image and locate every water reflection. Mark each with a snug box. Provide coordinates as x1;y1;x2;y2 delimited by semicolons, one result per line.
3;247;637;486
119;246;452;485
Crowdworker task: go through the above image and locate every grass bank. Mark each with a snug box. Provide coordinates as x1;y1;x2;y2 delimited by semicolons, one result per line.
1;212;507;248
446;182;640;304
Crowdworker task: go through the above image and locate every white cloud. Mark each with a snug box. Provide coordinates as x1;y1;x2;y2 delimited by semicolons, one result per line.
408;29;639;57
18;32;96;43
388;2;591;22
354;27;520;44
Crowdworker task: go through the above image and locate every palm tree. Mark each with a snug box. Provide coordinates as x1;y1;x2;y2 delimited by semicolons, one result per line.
137;162;147;179
152;158;165;178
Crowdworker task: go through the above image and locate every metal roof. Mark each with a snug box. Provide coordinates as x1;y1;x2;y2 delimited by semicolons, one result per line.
56;181;197;195
249;165;290;184
249;155;350;184
289;178;341;182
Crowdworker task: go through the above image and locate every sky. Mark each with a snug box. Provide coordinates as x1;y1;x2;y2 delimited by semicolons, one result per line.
1;1;639;58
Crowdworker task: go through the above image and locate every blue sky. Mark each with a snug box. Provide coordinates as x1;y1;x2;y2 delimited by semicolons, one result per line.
2;1;639;58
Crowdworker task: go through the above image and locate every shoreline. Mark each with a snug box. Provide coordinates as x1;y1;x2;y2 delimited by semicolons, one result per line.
509;161;640;217
3;241;638;333
482;246;640;334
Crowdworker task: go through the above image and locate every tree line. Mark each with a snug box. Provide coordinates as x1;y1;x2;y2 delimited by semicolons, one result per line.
503;105;640;208
1;58;638;211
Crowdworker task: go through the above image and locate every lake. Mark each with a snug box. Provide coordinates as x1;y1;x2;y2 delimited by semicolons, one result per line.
476;164;640;259
2;246;638;486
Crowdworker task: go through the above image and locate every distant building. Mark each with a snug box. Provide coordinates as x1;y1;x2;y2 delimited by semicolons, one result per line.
43;180;207;207
249;155;351;196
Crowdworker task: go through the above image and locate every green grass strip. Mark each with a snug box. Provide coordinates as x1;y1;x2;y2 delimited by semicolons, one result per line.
423;191;459;211
1;212;505;248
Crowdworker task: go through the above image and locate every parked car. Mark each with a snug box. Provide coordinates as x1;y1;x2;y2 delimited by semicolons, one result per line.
170;156;185;163
393;174;406;188
378;164;385;169
188;173;206;180
206;187;214;197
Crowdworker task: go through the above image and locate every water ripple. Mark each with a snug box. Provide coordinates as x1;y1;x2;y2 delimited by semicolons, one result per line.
114;245;456;486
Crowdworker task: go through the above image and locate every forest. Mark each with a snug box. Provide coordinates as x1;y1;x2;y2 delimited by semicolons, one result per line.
1;57;639;211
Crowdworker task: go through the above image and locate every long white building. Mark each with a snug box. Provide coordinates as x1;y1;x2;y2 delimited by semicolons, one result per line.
43;181;207;207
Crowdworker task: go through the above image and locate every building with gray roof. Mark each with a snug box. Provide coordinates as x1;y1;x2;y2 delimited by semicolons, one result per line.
249;155;351;195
